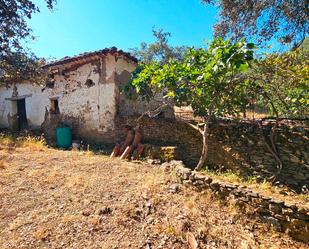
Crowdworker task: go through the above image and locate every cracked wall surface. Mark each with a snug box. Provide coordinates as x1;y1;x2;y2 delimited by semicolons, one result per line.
0;51;175;142
44;57;116;135
0;53;136;142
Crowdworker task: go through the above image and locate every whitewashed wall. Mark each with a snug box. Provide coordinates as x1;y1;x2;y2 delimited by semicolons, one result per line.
0;53;170;142
44;59;117;133
0;53;137;141
0;84;49;129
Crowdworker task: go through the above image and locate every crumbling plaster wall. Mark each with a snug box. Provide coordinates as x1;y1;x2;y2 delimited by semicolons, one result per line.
0;52;174;142
0;83;49;129
0;53;139;141
43;54;121;142
46;61;114;130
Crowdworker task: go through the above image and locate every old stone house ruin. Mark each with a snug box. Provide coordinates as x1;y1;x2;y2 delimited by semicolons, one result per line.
0;47;174;142
0;47;308;193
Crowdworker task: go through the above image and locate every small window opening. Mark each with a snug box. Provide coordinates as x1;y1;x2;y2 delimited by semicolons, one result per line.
50;99;60;114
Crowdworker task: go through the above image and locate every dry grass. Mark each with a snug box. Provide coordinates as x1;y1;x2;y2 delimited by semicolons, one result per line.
0;139;307;248
33;225;50;241
0;160;6;169
0;133;46;150
0;133;15;146
154;222;181;237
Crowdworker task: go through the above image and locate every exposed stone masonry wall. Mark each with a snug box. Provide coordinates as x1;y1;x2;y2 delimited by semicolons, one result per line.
169;161;309;243
116;116;309;192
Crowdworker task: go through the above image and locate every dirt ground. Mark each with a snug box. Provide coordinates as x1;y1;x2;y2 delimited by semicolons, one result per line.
0;144;307;249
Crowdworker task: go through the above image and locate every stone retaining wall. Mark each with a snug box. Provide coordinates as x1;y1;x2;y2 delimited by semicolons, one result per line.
165;161;309;243
116;116;309;192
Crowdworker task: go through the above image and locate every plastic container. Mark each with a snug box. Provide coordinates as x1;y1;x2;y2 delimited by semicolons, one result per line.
56;127;72;149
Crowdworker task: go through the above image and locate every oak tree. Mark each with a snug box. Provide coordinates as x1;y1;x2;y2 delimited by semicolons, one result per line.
130;28;186;65
202;0;308;48
0;0;56;86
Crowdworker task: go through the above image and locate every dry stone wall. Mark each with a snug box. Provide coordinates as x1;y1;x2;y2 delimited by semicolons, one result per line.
166;161;309;243
116;116;309;192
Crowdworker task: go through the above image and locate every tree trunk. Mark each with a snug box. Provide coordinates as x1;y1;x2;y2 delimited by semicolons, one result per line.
195;116;210;171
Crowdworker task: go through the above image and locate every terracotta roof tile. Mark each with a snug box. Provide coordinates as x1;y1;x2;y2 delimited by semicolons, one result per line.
43;47;138;68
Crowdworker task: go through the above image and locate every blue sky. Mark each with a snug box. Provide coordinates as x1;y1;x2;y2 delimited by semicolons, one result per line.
27;0;218;60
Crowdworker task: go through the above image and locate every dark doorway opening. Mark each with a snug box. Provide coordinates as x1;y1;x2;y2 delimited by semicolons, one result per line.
17;99;28;130
50;99;60;114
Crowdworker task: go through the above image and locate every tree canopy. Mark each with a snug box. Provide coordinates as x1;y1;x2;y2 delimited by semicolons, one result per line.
130;28;186;65
125;38;256;170
0;0;55;55
202;0;308;48
0;51;47;86
248;44;309;119
0;0;56;86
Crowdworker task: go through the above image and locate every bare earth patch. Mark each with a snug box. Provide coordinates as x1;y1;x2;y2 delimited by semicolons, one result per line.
0;145;307;248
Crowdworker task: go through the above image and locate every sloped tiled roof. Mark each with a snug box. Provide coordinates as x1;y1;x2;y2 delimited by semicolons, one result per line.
43;47;138;68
